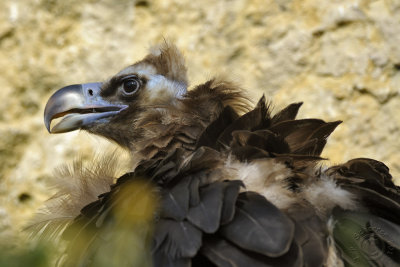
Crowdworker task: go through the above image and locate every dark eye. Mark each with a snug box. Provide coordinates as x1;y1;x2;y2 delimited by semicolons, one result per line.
122;78;140;96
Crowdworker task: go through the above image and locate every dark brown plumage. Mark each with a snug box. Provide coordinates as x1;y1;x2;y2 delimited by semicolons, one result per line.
32;42;400;267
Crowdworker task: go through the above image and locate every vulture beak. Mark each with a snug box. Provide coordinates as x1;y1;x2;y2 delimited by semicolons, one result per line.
44;83;128;133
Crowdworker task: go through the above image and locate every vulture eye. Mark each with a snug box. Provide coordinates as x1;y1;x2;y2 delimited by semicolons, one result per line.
121;78;141;96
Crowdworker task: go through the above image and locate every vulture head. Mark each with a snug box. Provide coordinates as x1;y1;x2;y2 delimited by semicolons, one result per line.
44;43;189;149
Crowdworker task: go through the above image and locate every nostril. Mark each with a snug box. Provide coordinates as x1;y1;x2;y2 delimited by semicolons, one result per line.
88;89;94;96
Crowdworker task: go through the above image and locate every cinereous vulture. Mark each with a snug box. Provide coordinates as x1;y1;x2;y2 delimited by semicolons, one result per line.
31;42;400;267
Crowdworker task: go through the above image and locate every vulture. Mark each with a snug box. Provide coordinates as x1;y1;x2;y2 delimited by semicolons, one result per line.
32;42;400;267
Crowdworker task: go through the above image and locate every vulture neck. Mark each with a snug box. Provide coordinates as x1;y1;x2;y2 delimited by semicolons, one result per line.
128;79;249;168
131;108;206;166
128;103;214;167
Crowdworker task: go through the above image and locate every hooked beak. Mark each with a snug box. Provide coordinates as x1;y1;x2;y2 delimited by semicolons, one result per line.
44;83;128;133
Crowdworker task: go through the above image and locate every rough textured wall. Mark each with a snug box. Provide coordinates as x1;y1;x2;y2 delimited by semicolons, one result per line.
1;0;399;247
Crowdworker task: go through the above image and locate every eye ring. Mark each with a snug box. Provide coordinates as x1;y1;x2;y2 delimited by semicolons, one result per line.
121;77;141;96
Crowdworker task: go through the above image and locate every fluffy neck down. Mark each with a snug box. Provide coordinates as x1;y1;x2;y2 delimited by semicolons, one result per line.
130;78;250;165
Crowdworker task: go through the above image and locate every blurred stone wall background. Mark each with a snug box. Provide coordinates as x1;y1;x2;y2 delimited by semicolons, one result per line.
1;0;399;248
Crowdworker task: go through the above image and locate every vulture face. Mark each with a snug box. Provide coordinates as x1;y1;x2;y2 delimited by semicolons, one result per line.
44;43;188;148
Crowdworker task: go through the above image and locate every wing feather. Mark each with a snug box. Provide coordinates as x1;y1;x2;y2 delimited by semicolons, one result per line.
220;192;295;257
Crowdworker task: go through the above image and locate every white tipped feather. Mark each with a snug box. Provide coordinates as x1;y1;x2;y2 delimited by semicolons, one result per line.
302;173;357;216
26;150;129;242
225;158;357;215
225;158;297;210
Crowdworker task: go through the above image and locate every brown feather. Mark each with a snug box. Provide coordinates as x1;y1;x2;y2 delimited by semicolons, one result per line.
140;41;188;86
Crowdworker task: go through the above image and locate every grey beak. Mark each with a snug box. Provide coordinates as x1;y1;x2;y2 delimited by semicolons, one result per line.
44;83;128;133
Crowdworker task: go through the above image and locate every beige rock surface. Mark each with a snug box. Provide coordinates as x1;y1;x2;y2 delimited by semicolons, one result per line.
1;0;399;248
